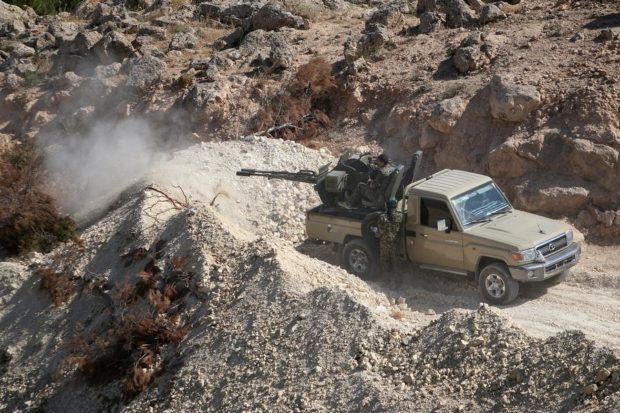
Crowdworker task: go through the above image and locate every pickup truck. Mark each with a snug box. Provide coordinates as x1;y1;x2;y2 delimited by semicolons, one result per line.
306;169;581;305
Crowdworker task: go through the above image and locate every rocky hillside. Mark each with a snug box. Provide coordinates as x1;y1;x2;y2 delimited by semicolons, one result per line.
1;1;620;412
1;0;619;240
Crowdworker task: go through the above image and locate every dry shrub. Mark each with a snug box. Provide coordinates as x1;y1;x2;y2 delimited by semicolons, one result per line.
61;241;190;400
38;267;75;306
390;310;406;320
253;57;340;143
170;255;187;272
0;146;75;256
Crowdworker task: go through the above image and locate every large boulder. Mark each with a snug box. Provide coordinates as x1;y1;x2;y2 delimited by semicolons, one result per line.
513;184;590;215
5;42;35;58
266;33;293;72
0;18;25;37
419;12;442;34
169;30;197;51
349;23;390;61
59;30;102;56
249;3;308;32
489;75;541;122
48;20;79;42
488;139;537;178
445;0;476;28
93;31;135;64
366;6;403;30
0;0;27;24
453;31;497;74
480;4;506;25
137;25;167;40
74;0;102;19
567;138;619;192
125;55;167;89
428;96;467;133
417;0;438;14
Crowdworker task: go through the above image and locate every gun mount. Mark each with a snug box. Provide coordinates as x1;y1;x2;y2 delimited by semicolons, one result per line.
236;151;423;212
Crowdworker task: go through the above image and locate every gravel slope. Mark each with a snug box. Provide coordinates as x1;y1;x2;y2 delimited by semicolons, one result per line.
0;139;618;412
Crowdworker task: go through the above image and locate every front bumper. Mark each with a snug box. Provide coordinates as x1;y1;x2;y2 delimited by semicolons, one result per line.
509;242;581;282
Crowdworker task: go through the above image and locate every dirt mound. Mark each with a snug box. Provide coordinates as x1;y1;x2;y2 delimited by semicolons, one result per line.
0;176;619;411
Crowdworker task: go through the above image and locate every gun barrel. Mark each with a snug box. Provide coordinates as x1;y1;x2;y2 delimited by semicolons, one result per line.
236;168;319;184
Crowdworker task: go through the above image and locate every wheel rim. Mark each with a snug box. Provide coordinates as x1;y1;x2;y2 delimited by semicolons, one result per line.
485;273;506;298
348;248;369;274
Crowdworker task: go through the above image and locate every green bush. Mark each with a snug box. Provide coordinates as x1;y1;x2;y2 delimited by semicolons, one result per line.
6;0;83;15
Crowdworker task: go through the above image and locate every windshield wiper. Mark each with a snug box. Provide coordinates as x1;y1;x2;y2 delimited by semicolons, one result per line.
467;217;492;225
466;207;512;226
487;206;513;217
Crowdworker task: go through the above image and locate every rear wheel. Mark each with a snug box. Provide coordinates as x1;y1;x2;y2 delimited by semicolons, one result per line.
478;263;519;305
342;238;380;280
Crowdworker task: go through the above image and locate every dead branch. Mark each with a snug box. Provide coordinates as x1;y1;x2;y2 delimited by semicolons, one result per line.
144;185;190;210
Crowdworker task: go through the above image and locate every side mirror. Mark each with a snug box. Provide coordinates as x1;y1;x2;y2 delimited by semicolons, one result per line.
437;218;451;233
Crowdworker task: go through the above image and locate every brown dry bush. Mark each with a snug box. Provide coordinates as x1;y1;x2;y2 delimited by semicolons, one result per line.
0;146;75;256
253;57;340;143
38;267;75;306
61;245;190;400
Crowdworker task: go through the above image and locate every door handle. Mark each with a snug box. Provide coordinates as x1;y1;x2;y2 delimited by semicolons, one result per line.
422;234;428;238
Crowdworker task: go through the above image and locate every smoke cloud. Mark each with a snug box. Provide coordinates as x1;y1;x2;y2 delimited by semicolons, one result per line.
43;118;166;222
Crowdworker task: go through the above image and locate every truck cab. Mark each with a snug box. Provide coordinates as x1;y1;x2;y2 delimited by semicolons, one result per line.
307;169;581;305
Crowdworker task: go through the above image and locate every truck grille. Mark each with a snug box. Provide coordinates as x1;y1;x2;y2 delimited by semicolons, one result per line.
537;235;568;257
545;256;576;272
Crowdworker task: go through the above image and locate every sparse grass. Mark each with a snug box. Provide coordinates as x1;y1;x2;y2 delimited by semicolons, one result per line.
38;267;75;306
197;26;232;49
169;0;187;10
170;23;188;35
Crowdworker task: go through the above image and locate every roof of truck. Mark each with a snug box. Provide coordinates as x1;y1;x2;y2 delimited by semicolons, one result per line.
408;169;493;199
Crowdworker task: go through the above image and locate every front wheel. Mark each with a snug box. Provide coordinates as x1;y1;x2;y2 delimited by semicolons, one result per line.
478;263;519;305
341;238;380;280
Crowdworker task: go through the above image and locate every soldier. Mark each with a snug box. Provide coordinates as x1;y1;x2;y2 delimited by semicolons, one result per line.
347;153;395;208
376;199;403;274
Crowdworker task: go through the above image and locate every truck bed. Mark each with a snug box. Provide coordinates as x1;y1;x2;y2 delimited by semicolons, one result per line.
305;205;371;243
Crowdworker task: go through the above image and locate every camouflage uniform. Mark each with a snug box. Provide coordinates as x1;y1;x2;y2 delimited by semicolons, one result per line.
377;211;403;274
349;164;395;208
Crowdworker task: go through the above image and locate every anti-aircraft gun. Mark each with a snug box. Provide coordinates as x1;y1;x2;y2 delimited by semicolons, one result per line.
236;150;423;213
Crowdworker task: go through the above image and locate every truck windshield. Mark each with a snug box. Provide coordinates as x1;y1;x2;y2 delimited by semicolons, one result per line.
452;183;512;227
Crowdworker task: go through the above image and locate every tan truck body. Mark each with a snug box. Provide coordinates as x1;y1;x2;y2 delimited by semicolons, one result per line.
306;169;581;304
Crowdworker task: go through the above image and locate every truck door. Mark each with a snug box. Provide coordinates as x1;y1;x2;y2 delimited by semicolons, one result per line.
407;197;464;270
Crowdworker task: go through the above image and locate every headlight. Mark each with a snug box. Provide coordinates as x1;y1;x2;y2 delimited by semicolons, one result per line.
566;229;574;244
511;248;538;264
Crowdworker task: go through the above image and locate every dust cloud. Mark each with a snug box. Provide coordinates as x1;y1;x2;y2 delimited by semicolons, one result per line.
43;118;166;222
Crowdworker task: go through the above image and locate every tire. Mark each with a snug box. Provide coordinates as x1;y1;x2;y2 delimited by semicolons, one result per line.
478;263;519;305
342;238;380;280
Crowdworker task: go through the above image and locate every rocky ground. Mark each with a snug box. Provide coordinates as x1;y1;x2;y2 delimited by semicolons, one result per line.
1;0;619;239
1;0;620;412
0;139;619;412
